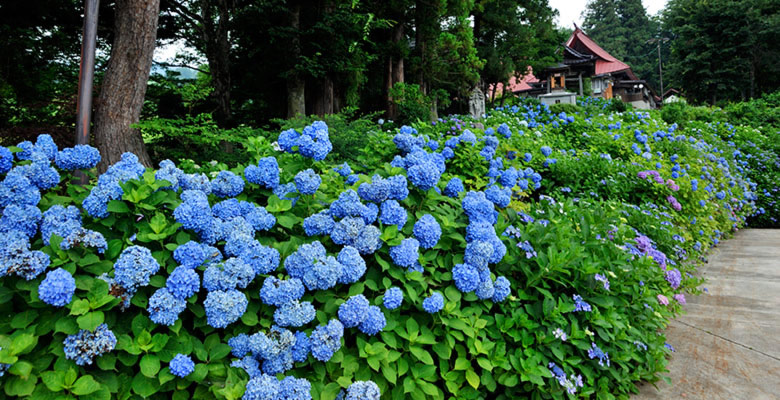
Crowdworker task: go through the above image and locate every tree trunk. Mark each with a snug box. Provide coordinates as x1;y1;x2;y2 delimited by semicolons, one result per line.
203;0;233;127
312;76;334;116
287;3;305;118
94;0;159;170
386;56;396;119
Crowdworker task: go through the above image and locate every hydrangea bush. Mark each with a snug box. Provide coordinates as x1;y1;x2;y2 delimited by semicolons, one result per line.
0;102;775;400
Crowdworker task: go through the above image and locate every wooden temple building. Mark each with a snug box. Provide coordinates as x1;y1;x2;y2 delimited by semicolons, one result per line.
489;26;660;109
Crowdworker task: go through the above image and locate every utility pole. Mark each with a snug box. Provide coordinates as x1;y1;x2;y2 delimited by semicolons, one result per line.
76;0;100;147
647;37;669;105
75;0;100;183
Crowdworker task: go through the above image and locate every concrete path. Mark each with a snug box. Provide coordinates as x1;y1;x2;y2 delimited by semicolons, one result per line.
634;229;780;400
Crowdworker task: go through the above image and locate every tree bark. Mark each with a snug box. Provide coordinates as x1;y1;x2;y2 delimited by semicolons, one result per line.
287;3;305;118
94;0;159;170
202;0;233;127
312;76;334;116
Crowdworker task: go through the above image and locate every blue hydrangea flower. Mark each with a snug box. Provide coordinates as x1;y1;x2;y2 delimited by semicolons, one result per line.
383;287;403;310
524;152;532;161
204;289;247;328
302;255;343;291
492;276;510;302
452;263;479;293
485;185;511;208
334;162;352;177
338;294;369;328
354;225;382;255
180;173;212;193
337;246;366;284
330;216;365;247
541;146;552;156
441;147;455;159
0;146;12;174
34;134;58;160
295;169;321;195
298;121;332;161
345;381;381;400
38;268;76;307
330;190;365;219
61;228;107;253
169;354;195;378
387;175;409;201
211;171;245;198
444;177;464;197
203;257;255;292
497;123;512;138
358;175;390;203
63;324;117;366
0;173;41;208
55;145;101;170
166;266;200;300
174;241;222;269
304;211;335;236
422;292;444;313
245;156;280;189
40;205;81;245
573;294;592;312
407;161;441;191
113;245;160;294
360;203;379;225
310;319;344;362
459;130;477;145
291;331;311;362
413;214;441;249
260;277;305;306
243;374;280;400
389;238;419;268
499;167;518;187
464;241;493;269
0;204;42;238
279;376;312;400
274;300;316;327
587;342;610;366
475;278;495;300
358;306;386;336
148;287;187;326
379;200;407;230
174;190;213;233
155;160;185;191
462;191;497;224
284;241;326;280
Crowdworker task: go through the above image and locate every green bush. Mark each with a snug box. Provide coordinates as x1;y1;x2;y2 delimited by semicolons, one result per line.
548;103;582;115
0;97;775;400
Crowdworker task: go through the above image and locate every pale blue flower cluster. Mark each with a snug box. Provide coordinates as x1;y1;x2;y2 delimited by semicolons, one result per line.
345;380;381;400
82;152;145;218
204;289;248;328
63;324;117;366
113;245;160;295
169;354;195;378
245;156;280;189
278;121;333;161
383;287;403;309
422;292;444;313
37;267;76;307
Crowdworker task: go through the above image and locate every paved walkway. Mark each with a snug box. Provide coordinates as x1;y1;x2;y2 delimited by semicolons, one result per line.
634;229;780;400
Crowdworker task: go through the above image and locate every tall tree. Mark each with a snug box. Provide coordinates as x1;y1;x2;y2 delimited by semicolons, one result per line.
93;0;160;168
582;0;658;90
664;0;779;104
166;0;236;127
473;0;561;104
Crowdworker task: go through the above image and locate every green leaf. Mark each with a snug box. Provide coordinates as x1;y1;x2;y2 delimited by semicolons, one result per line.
71;375;100;396
140;354;161;378
107;200;130;213
409;346;434;365
131;374;159;398
70;299;91;316
406;318;419;336
4;376;37;396
10;333;36;355
465;369;480;389
454;358;470;371
276;214;298;229
40;371;66;392
8;361;32;379
77;311;104;331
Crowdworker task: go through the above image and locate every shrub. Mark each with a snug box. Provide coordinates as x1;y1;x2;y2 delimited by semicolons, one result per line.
548;103;582;115
0;97;773;400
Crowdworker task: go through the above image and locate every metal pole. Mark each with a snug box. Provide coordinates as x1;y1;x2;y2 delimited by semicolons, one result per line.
76;0;100;147
657;41;664;104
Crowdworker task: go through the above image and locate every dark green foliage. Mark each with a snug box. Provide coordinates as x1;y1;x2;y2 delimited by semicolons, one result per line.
664;0;780;104
548;103;582;116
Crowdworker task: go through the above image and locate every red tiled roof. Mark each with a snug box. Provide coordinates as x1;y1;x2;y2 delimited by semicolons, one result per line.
567;27;632;76
487;69;539;98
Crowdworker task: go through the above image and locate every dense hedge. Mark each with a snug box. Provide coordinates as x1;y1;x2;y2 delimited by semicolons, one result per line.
0;98;776;400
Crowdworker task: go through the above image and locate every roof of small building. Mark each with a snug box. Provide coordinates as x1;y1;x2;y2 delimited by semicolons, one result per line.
566;27;634;77
487;69;540;98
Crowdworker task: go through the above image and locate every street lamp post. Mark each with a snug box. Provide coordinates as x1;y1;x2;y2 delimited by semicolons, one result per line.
76;0;100;147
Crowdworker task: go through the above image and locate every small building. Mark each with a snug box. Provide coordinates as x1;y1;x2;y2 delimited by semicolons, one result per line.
535;26;660;109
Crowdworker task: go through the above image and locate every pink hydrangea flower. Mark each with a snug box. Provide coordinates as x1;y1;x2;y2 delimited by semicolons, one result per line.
673;294;686;304
657;294;669;306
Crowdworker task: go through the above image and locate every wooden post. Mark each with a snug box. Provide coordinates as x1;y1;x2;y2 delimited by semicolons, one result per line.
578;73;583;96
